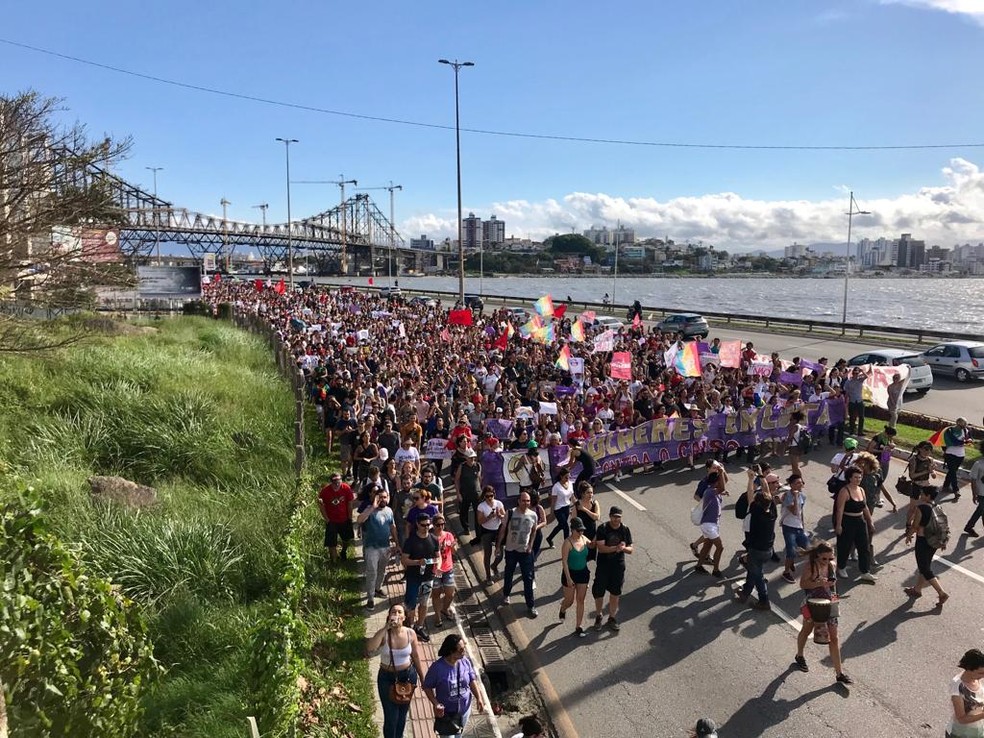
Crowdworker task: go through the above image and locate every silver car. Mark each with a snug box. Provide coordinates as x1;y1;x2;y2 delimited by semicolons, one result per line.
921;341;984;382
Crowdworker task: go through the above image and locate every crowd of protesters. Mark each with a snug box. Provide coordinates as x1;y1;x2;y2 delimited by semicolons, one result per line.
205;278;980;737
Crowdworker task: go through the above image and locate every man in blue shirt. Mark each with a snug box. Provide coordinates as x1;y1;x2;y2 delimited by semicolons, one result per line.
356;488;397;609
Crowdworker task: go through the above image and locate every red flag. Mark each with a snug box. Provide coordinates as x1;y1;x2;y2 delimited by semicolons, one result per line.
274;279;286;295
493;331;508;351
254;279;264;291
928;428;945;447
448;309;474;326
213;273;222;283
368;276;374;286
554;303;568;319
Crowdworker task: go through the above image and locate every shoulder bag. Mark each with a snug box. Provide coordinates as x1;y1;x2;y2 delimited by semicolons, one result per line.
895;451;916;497
387;629;416;705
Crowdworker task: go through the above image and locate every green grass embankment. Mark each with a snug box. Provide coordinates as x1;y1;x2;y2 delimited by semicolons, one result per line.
0;317;372;737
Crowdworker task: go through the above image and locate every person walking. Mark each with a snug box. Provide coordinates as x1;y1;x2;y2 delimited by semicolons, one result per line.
509;715;547;738
318;472;355;563
574;482;601;560
453;448;482;540
785;410;807;476
779;474;811;584
963;441;984;537
904;486;950;608
423;634;485;738
476;486;505;583
430;514;458;628
946;648;984;738
356;488;398;609
400;512;438;642
886;374;905;429
735;469;778;611
865;427;898;495
365;603;426;738
558;517;591;637
793;542;853;685
591;506;633;632
906;441;938;514
694;471;726;578
942;417;971;502
834;466;877;584
546;467;576;548
564;438;597;494
497;492;540;619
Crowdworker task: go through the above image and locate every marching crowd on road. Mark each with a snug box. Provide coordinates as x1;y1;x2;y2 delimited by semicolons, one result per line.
206;279;984;738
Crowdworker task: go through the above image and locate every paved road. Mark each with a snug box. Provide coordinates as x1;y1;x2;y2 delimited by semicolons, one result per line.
705;325;984;424
499;452;984;737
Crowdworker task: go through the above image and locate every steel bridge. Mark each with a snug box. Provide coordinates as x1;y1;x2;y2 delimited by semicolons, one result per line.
56;152;423;274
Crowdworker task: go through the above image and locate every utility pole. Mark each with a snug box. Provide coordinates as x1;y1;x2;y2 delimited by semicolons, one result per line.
220;197;231;268
145;166;163;265
387;182;402;283
275;137;299;287
841;191;871;330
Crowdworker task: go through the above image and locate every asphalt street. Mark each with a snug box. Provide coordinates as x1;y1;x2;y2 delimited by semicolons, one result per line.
500;450;984;738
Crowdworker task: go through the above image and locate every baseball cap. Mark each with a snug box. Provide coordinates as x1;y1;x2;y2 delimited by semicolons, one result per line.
464;448;478;457
609;506;623;517
844;438;858;450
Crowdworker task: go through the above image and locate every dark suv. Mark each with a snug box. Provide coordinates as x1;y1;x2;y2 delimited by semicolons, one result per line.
656;313;709;339
464;294;484;312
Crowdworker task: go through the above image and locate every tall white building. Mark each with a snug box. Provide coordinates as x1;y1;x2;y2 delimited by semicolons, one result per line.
482;215;505;249
583;224;635;246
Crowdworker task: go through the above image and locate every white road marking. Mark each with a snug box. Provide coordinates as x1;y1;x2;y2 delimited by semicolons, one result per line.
608;486;647;511
935;555;984;585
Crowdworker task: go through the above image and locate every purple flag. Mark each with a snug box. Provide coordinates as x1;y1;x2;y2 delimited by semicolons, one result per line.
800;359;823;373
778;370;802;386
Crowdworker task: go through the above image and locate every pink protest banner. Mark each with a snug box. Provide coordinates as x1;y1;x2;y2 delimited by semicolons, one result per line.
610;351;632;380
718;340;742;368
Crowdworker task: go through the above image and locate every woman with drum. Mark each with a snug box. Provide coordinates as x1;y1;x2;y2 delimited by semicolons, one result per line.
793;541;853;685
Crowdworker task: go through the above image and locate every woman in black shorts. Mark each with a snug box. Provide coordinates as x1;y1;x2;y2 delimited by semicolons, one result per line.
558;517;592;637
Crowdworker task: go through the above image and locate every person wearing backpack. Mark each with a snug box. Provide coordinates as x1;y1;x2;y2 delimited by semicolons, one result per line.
903;486;950;608
785;410;808;476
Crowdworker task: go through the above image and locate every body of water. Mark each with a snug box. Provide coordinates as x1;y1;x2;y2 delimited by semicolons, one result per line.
331;275;983;334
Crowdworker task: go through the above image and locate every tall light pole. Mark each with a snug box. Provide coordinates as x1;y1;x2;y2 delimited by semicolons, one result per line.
387;182;402;283
841;191;871;329
276;137;299;287
145;166;163;265
220;197;231;268
611;227;621;305
438;58;474;303
336;176;357;276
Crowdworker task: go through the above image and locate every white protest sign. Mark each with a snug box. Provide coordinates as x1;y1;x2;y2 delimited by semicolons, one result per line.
423;437;453;460
569;357;585;386
592;330;615;354
862;364;910;409
538;401;558;415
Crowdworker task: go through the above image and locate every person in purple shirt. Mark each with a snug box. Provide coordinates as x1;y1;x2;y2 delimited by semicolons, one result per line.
423;634;484;738
695;473;726;577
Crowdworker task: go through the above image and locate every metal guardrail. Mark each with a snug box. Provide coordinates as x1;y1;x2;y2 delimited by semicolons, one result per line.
366;285;984;346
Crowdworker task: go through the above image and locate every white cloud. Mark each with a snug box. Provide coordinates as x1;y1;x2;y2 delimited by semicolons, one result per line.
880;0;984;26
401;158;984;250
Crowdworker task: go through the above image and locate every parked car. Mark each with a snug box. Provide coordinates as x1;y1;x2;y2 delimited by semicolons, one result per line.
408;295;438;308
921;341;984;382
593;315;624;331
506;306;529;322
846;349;934;394
655;313;710;339
378;286;402;299
464;294;484;311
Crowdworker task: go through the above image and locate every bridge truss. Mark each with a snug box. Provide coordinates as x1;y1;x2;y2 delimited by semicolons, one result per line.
54;152;408;273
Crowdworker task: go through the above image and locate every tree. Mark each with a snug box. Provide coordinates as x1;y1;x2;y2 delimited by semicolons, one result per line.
543;233;604;263
1;91;133;352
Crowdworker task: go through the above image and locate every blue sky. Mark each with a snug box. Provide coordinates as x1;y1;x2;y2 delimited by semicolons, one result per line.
3;0;984;249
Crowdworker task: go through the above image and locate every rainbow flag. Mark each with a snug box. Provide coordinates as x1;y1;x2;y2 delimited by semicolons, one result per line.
928;428;945;447
532;324;555;344
555;344;571;371
534;295;555;317
520;318;539;337
675;341;703;377
570;320;586;343
506;322;515;338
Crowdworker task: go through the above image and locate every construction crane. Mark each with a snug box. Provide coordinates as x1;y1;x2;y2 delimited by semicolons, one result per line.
356;182;403;281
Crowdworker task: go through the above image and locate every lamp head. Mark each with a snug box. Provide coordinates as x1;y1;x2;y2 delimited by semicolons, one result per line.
438;59;451;65
462;61;475;67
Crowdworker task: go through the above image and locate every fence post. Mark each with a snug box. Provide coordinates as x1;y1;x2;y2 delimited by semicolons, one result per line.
295;420;304;448
294;444;305;477
246;716;261;738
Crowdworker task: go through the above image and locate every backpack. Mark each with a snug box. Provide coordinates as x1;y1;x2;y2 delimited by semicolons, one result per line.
734;492;750;520
797;428;814;454
923;503;950;550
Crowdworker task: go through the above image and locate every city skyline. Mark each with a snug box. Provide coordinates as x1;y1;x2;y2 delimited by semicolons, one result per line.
3;0;984;251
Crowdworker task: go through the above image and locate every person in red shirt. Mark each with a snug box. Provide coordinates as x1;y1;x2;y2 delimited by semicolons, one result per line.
318;472;355;562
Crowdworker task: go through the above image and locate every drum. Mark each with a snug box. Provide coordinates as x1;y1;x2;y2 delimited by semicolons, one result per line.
806;598;837;623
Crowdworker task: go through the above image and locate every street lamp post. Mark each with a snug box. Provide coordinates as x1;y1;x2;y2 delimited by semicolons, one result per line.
220;197;231;268
438;58;474;304
611;228;621;305
336;176;357;276
276;138;299;287
145;166;163;265
841;190;871;330
387;182;402;283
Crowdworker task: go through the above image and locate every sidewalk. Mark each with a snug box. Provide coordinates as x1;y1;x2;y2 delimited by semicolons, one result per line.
362;546;501;738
